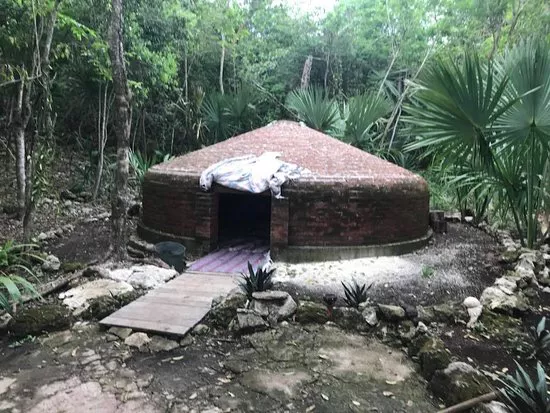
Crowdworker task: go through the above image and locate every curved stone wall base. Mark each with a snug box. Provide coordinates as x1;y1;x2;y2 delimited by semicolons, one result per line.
272;230;433;263
139;220;433;263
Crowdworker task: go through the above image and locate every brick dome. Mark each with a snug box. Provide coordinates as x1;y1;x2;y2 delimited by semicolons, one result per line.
139;121;430;261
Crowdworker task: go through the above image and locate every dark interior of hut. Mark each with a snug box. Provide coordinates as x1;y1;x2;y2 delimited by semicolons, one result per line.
217;192;271;243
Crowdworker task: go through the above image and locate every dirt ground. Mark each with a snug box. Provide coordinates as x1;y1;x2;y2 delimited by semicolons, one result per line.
0;322;439;413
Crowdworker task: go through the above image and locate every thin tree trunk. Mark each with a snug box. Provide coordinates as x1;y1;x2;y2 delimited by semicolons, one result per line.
219;33;225;95
40;1;60;142
109;0;132;261
324;52;330;90
184;50;189;101
14;80;26;220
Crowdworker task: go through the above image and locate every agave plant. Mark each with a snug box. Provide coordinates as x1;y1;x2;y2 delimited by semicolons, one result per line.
286;87;342;135
498;362;550;413
530;317;550;360
239;262;275;299
406;39;550;248
341;280;372;309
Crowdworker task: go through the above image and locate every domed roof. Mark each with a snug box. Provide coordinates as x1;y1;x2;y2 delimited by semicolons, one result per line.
151;120;425;189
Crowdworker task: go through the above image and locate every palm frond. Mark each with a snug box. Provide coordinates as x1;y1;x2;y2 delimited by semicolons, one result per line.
344;91;391;147
286;87;342;135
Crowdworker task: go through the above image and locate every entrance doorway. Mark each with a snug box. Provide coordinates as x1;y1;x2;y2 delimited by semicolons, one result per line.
217;192;271;244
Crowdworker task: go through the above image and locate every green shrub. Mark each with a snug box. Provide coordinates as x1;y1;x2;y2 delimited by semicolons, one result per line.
0;241;41;314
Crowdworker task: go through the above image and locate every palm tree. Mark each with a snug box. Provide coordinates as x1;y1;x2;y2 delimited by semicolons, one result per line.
406;39;550;248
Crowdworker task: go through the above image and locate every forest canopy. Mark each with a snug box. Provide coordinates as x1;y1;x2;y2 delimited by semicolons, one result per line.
1;0;550;247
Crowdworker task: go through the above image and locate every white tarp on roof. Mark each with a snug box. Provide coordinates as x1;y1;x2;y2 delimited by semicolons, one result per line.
199;152;308;199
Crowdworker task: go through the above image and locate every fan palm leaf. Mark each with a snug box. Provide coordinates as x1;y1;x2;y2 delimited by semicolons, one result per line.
344;91;391;147
286;87;342;135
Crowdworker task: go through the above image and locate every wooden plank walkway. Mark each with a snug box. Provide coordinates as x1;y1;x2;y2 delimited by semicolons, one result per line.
100;271;239;336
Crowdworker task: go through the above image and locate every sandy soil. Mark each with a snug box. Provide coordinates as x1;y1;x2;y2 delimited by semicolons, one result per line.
274;223;503;306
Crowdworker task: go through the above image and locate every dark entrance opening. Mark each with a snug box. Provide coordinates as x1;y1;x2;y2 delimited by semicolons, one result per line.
218;192;271;244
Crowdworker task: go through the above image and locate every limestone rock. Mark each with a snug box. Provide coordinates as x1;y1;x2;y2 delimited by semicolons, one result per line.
295;300;329;324
192;323;210;335
252;291;289;301
105;265;177;289
148;335;179;352
493;277;519;294
180;335;193;347
500;249;520;264
416;321;429;334
42;254;61;272
251;290;297;324
362;306;378;326
429;362;492;406
432;303;457;322
235;309;269;333
210;289;248;328
37;231;56;242
9;304;72;337
59;279;134;315
408;334;432;358
80;290;141;320
377;304;406;321
332;307;365;330
480;286;528;315
0;313;13;332
416;305;435;323
398;320;416;343
417;337;451;379
125;332;151;351
108;326;133;340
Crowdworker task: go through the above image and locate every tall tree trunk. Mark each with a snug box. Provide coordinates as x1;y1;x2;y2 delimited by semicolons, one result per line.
40;2;60;142
301;55;313;89
109;0;132;261
219;33;225;95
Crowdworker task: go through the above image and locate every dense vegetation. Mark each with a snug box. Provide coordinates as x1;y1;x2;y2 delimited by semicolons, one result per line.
1;0;549;246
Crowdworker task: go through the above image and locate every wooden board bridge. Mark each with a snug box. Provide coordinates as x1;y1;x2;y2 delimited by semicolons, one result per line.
100;271;238;336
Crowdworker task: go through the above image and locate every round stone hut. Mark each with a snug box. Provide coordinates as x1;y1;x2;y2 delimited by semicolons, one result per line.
139;120;430;261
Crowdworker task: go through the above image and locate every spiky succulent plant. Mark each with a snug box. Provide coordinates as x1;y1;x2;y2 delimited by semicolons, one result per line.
341;280;372;309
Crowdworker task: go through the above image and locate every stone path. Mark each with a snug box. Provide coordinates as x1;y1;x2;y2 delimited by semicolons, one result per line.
100;271;238;336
